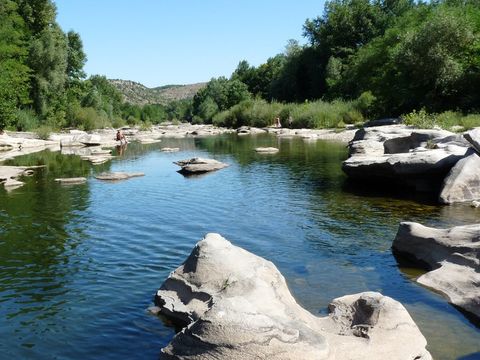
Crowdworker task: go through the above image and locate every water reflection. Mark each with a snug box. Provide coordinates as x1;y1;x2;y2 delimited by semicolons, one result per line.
0;136;478;360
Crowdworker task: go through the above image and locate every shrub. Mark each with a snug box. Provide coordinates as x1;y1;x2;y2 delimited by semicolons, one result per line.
34;125;53;140
402;109;437;128
15;109;39;131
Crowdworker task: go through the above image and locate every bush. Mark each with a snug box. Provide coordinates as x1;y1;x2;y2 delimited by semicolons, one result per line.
402;109;480;130
15;109;39;131
34;125;53;140
70;107;111;131
402;109;437;128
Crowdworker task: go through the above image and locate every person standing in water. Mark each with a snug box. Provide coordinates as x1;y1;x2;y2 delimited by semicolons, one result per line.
116;130;128;144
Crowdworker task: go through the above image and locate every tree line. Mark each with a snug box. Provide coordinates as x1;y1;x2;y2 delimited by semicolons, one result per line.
190;0;480;129
0;0;189;132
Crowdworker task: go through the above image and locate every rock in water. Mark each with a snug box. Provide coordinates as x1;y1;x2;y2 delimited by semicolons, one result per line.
439;150;480;204
54;177;87;185
174;158;228;175
393;222;480;321
95;172;144;181
154;233;431;360
255;147;279;153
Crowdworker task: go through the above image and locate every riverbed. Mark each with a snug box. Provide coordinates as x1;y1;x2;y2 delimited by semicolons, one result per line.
0;134;478;359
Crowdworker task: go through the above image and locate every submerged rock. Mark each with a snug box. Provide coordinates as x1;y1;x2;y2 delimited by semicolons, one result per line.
161;147;180;152
154;233;431;360
54;177;87;185
393;222;480;321
95;172;144;181
174;157;228;175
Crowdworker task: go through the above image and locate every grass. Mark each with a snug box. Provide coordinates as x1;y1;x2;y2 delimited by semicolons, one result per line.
402;109;480;131
212;98;365;129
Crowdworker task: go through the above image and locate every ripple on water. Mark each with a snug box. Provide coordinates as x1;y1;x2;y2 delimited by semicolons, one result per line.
0;138;478;360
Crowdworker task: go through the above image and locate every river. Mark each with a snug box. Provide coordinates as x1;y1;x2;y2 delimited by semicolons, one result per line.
0;134;478;359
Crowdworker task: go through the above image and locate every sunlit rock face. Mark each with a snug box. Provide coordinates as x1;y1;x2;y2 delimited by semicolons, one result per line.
154;233;432;360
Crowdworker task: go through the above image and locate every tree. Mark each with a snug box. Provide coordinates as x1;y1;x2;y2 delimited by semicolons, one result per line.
66;30;87;81
193;77;251;122
28;23;68;124
0;0;31;129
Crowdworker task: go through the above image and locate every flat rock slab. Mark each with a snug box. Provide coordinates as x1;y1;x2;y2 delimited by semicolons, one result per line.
137;138;162;144
161;147;180;152
154;233;431;360
255;147;279;153
54;177;87;185
174;157;228;175
393;222;480;321
95;172;144;181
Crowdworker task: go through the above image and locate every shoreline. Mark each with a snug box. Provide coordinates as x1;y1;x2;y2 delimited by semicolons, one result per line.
0;124;356;164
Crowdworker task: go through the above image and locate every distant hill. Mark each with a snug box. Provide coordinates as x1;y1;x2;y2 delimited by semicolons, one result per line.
109;79;206;105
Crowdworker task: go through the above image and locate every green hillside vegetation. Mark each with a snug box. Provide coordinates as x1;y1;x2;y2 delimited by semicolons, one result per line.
109;79;206;105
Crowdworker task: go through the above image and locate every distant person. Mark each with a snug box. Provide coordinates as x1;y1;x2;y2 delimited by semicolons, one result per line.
274;117;282;128
116;130;128;144
288;116;293;128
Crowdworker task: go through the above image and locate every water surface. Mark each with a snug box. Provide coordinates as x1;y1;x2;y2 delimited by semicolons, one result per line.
0;134;479;359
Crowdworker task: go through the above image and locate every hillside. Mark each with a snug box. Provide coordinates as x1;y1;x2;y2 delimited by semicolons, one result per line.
109;79;206;105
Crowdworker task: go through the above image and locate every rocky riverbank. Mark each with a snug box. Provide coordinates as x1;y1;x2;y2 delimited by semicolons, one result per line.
393;222;480;322
342;124;480;204
152;233;432;360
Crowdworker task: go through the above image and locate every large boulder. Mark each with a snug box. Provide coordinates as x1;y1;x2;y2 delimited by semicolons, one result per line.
342;146;468;190
174;158;229;175
154;233;431;360
393;222;480;321
439;149;480;204
343;126;471;192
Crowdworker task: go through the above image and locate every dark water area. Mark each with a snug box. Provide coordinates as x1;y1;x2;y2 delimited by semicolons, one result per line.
0;134;478;360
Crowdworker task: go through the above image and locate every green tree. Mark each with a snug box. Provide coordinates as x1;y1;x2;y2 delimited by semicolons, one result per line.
66;30;86;81
0;0;31;130
28;23;68;125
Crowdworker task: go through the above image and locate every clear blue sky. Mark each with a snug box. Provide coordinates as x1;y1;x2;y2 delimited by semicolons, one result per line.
55;0;324;88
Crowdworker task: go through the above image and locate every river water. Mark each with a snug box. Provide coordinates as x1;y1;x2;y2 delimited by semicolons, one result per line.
0;134;478;360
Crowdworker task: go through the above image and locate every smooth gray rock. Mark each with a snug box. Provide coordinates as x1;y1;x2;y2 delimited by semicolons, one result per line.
393;222;480;320
54;177;87;185
154;233;431;360
255;147;279;153
95;172;144;181
342;146;467;181
174;157;228;175
464;128;480;154
383;130;453;154
439;150;480;204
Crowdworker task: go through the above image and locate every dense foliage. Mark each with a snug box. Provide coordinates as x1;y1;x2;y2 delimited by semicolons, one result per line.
0;0;190;132
191;0;480;127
